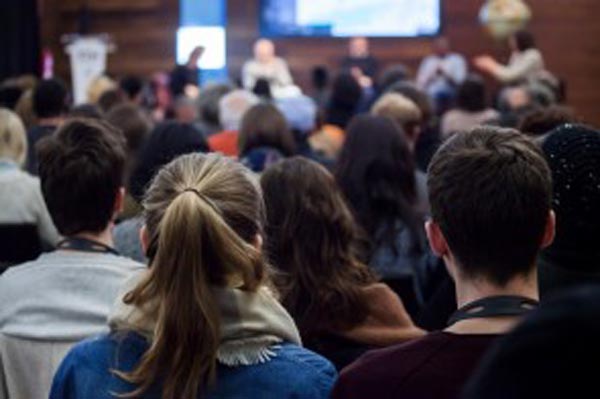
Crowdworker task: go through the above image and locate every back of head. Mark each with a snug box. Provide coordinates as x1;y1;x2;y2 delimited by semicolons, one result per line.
371;93;422;135
129;121;208;203
218;90;259;131
119;75;144;101
463;286;600;399
37;118;126;236
98;89;125;114
513;30;536;52
387;81;433;123
378;64;410;93
456;75;488;112
326;73;362;128
87;75;117;104
311;66;329;90
33;78;68;119
106;103;152;154
336;115;417;239
252;78;273;100
541;124;600;266
118;153;266;398
261;156;374;334
197;83;233;127
518;106;577;137
428;127;552;285
68;103;104;120
238;103;295;156
0;108;27;166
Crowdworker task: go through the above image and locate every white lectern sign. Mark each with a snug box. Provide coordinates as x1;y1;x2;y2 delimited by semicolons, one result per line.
66;37;108;105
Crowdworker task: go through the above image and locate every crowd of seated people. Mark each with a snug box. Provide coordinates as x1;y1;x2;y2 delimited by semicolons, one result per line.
0;28;598;399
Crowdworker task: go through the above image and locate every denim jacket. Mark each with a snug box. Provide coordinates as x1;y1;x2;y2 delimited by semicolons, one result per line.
50;332;336;399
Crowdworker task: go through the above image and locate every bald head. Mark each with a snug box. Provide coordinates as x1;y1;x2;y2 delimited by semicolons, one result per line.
254;39;276;63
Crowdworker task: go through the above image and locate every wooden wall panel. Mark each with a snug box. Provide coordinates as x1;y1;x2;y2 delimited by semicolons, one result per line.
42;0;600;125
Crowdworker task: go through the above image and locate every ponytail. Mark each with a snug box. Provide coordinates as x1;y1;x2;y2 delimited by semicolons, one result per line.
115;154;265;399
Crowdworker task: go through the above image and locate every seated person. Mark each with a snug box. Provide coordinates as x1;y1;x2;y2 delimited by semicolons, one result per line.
464;286;600;399
51;153;336;399
114;122;209;263
475;30;545;85
341;37;379;81
333;126;555;399
417;37;467;113
242;39;296;98
238;103;296;173
0;109;60;267
538;124;600;296
27;78;67;175
441;75;499;140
0;119;145;399
208;90;259;157
261;157;424;370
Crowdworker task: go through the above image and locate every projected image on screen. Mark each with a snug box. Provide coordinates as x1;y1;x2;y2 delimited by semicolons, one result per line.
261;0;441;37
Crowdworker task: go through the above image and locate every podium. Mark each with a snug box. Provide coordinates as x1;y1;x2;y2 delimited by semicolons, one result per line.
63;34;115;105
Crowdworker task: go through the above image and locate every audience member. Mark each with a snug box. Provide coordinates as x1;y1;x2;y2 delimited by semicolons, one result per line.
195;83;233;137
475;30;545;84
97;88;125;114
538;124;600;296
68;103;103;119
106;103;153;219
309;73;362;159
114;121;209;262
51;153;337;399
342;37;378;79
242;39;295;97
333;126;555;399
311;65;330;109
370;93;429;216
463;287;600;399
208;90;259;157
119;75;144;105
518;105;577;137
0;109;59;268
27;78;68;175
417;37;467;112
441;75;499;140
0;119;145;399
14;88;36;130
238;103;295;173
261;157;424;370
87;75;117;105
252;77;274;100
377;64;410;94
335;116;429;314
173;95;198;124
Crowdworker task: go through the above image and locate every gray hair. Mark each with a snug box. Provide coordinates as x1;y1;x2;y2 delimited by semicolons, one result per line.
218;90;259;131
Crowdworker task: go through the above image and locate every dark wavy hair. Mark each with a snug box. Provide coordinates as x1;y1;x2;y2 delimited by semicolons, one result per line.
336;115;423;256
261;157;376;338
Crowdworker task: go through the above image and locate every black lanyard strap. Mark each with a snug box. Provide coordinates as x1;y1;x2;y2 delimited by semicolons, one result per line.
57;237;120;256
448;295;539;326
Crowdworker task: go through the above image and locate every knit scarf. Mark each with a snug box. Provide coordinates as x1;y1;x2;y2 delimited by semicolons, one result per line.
108;274;302;367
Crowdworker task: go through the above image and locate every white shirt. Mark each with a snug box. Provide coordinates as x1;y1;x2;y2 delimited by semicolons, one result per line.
494;48;545;83
417;53;467;97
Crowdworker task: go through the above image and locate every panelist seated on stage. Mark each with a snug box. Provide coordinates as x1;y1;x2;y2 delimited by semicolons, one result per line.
242;39;298;98
341;37;379;80
417;37;467;112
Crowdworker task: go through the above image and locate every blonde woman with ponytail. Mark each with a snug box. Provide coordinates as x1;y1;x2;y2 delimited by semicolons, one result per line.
50;153;336;399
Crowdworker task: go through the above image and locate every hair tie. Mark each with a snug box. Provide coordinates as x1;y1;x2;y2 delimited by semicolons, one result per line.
181;187;221;214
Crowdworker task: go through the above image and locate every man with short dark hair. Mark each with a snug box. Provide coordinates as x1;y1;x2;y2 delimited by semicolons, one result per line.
0;119;144;399
27;78;68;175
333;126;555;399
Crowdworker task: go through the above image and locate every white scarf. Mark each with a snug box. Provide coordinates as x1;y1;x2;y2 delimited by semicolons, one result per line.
108;273;302;366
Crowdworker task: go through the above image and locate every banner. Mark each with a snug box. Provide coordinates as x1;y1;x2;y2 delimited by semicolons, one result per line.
66;37;108;104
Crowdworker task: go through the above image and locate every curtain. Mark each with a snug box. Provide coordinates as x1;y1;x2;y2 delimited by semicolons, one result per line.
0;0;40;81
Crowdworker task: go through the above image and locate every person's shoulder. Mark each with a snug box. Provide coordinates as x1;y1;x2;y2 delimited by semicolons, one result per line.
333;332;452;397
0;255;48;286
60;332;147;374
271;344;337;391
275;343;337;378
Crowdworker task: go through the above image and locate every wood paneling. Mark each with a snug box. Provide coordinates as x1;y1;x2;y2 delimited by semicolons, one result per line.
41;0;600;125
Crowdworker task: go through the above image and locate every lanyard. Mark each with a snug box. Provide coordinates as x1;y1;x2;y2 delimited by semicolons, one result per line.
57;237;120;256
448;295;538;326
